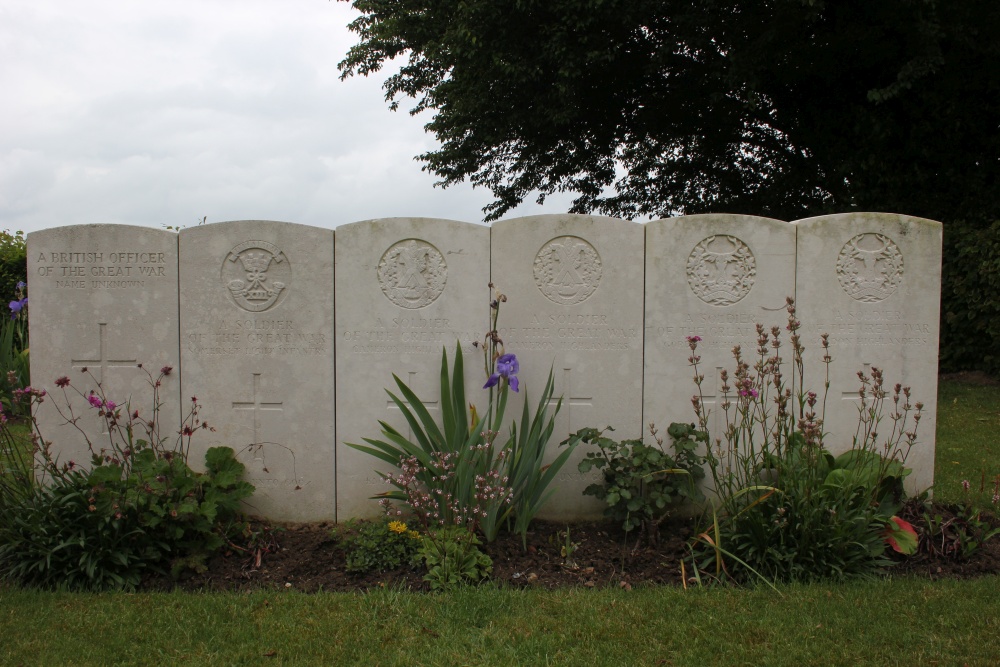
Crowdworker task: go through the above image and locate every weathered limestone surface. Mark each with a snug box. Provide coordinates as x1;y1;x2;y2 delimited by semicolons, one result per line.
26;213;943;520
794;213;941;493
491;214;645;519
179;221;335;521
644;215;796;452
335;218;490;520
27;225;181;469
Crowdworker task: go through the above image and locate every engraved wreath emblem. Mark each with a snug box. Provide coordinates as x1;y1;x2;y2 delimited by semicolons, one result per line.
222;240;290;312
686;235;756;306
377;239;448;309
533;236;602;305
836;233;904;303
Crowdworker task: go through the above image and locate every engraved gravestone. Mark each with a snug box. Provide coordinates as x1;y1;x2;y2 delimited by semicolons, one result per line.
491;214;645;519
794;213;941;493
27;225;181;469
644;215;796;460
178;221;335;522
335;218;489;520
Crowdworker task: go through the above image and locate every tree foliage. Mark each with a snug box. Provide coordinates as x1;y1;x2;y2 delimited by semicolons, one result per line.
0;230;26;300
339;0;1000;224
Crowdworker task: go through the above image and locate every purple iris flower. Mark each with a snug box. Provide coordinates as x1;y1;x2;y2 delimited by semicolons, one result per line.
8;297;26;319
484;353;519;392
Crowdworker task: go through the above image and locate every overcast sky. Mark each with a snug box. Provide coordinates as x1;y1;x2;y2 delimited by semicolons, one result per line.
0;0;577;235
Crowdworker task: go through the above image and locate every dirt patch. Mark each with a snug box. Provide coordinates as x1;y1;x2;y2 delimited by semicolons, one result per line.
140;507;1000;593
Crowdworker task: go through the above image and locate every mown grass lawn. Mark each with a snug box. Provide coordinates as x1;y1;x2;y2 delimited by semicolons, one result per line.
1;377;999;666
934;378;1000;506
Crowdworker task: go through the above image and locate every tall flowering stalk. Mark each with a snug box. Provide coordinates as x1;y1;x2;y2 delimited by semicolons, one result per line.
22;364;215;485
479;283;515;430
478;284;581;545
687;298;924;582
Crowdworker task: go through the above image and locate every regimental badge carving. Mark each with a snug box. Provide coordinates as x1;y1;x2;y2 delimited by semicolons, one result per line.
222;241;291;312
686;235;756;306
377;239;448;309
533;236;602;305
836;233;904;303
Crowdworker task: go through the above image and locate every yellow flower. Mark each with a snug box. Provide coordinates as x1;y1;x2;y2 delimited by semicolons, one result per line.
408;530;421;540
387;520;408;534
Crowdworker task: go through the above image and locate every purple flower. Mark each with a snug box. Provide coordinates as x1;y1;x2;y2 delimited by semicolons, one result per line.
87;393;103;409
484;353;520;392
9;297;27;319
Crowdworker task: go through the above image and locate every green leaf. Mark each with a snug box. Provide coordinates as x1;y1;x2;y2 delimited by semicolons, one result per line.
884;516;918;555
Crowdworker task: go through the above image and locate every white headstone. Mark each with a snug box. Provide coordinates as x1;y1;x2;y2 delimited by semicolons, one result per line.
179;221;335;521
490;214;645;519
644;215;796;453
335;218;490;520
27;225;181;469
794;213;941;493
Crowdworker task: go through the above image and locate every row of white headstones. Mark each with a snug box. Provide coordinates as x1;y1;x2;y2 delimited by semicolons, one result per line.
28;212;941;522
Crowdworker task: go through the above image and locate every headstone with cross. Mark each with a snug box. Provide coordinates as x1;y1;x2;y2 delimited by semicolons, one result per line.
644;214;796;498
794;213;942;493
27;224;182;472
28;214;943;524
334;218;489;520
178;220;335;521
491;214;646;520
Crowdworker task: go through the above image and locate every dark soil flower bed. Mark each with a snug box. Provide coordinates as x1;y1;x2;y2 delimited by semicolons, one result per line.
140;505;1000;593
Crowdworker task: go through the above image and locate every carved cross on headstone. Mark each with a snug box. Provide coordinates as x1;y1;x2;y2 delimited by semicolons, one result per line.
546;367;594;438
696;366;726;443
386;370;439;441
232;372;284;448
71;323;138;383
842;363;874;408
71;322;138;433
